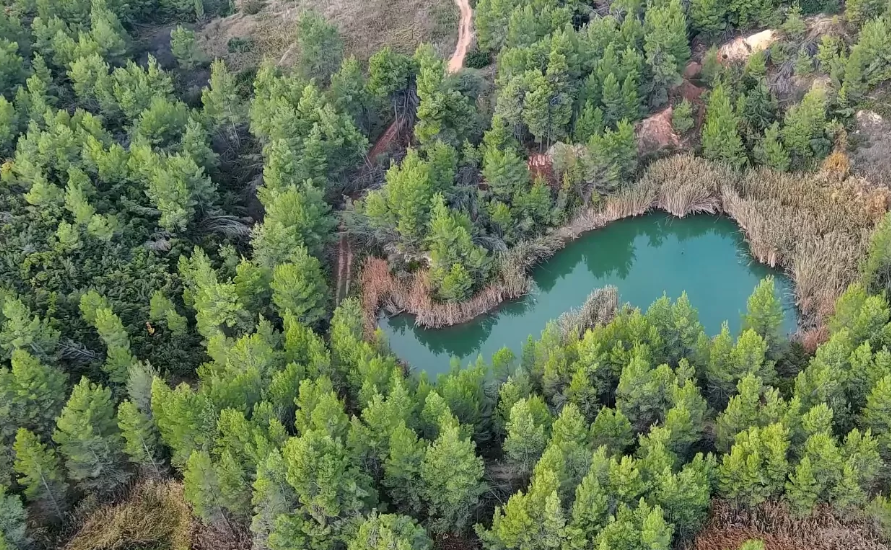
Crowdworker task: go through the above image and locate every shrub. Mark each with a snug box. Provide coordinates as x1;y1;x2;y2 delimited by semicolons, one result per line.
672;99;695;134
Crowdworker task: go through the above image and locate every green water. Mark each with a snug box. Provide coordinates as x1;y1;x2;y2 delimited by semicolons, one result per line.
380;213;798;376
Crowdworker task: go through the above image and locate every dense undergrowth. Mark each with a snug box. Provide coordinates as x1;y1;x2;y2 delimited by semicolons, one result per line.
1;0;891;545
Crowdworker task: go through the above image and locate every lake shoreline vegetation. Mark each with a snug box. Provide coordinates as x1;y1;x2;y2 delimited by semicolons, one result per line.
362;153;888;336
1;0;891;544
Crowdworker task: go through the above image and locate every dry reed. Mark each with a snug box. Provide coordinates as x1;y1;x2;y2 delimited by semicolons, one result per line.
65;480;192;550
557;286;619;340
361;154;889;333
692;500;888;550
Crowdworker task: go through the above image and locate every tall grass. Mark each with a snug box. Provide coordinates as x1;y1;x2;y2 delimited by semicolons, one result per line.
65;481;192;550
361;154;889;333
693;500;887;550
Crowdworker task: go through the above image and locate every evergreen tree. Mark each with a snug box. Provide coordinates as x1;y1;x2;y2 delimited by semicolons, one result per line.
702;84;746;168
421;422;486;534
251;448;299;550
742;277;786;356
184;450;229;527
201;59;247;134
504;398;549;479
861;214;891;297
295;11;344;84
283;430;377;531
782;85;829;164
480;468;568;550
13;429;67;522
151;378;217;469
589;407;634;456
644;0;690;106
0;484;29;550
170;25;203;69
0;349;67;441
754;122;791;171
270;249;329;326
117;400;165;475
53;377;131;494
383;423;426;514
690;0;728;38
348;512;433;550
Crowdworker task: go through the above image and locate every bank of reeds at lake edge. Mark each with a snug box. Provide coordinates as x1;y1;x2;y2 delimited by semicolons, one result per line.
360;154;891;342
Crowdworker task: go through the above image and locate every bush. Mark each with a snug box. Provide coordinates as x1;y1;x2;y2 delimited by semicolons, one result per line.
227;37;254;53
672;100;695;134
464;48;491;69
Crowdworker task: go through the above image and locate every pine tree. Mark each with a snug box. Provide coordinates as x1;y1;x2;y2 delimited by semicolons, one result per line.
295;11;344;84
754;122;791;171
283;430;377;532
0;349;67;441
690;0;728;37
170;25;203;69
117;400;165;475
504;398;549;479
383;422;426;514
0;296;60;362
643;0;690;106
151;378;217;469
702;84;746;168
184;450;229;527
742;277;786;355
421;423;486;534
201;59;247;134
574;102;604;143
782;85;828;164
348;512;433;550
0;484;29;550
13;429;68;522
861;214;891;297
251;448;299;550
270;249;329;325
786;456;820;516
589;407;634;456
480;468;568;550
53;377;131;494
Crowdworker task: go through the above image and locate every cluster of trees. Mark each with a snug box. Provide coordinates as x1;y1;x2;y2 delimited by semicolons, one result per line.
4;270;891;550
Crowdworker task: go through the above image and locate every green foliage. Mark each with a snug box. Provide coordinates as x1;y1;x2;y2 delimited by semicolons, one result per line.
861;214;891;297
0;485;29;550
421;422;486;534
295;11;343;84
671;100;694;135
53;377;131;493
782;85;829;164
170;25;203;70
348;512;432;550
644;0;690;106
691;0;728;37
270;249;329;326
13;428;67;522
702;84;746;168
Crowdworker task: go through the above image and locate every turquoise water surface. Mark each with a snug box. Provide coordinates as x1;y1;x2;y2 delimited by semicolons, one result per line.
380;213;798;376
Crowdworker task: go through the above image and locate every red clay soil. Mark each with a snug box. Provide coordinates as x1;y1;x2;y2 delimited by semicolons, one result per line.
636;106;680;155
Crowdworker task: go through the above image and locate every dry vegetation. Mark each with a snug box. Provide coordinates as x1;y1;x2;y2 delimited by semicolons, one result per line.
65;481;192;550
362;155;890;334
692;500;888;550
198;0;459;71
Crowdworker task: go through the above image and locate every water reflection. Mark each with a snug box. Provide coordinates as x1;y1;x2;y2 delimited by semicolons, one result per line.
380;213;798;377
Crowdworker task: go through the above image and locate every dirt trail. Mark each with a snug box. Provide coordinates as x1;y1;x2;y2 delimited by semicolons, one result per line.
447;0;473;73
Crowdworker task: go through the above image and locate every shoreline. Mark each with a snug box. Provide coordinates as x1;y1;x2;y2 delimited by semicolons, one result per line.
359;155;886;347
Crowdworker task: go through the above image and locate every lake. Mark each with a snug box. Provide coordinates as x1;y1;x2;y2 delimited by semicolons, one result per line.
380;213;798;376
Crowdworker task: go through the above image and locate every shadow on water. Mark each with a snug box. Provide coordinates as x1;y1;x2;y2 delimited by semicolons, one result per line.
380;213;799;377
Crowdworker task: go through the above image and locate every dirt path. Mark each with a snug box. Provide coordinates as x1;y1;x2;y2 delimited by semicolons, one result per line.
447;0;473;73
334;224;353;305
